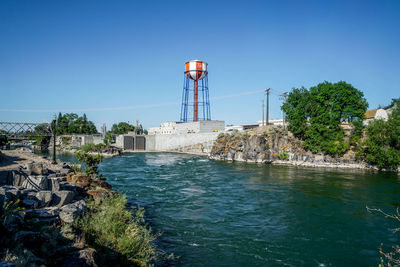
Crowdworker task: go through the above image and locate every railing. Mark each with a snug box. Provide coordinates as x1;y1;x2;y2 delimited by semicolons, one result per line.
0;122;52;138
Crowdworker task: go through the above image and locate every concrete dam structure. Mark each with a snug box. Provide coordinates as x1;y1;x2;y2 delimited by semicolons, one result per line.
116;120;225;155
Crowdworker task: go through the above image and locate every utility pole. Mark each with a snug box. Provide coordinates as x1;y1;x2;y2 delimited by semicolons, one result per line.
265;88;270;126
280;92;288;127
262;100;265;126
52;114;57;164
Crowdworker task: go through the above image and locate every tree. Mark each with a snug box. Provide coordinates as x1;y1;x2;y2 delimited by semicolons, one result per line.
358;98;400;169
281;87;311;139
109;122;135;135
282;81;368;156
56;113;98;135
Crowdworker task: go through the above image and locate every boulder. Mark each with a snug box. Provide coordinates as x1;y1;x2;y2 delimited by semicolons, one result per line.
48;177;61;191
0;186;21;201
20;175;48;191
59;200;87;223
25;162;48;175
58;168;72;176
36;191;53;207
21;199;39;209
87;190;109;203
24;207;60;225
51;190;76;207
67;174;90;188
60;248;98;267
0;262;15;267
0;170;10;185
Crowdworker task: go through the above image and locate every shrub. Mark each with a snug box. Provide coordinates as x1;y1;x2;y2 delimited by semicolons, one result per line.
76;194;157;266
278;150;289;161
75;151;103;178
1;199;25;224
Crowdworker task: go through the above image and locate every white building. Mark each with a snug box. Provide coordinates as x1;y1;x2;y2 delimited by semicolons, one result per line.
363;108;389;126
148;120;225;135
257;119;284;126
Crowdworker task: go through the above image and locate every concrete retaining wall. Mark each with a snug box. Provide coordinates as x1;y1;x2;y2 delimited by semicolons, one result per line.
147;132;220;153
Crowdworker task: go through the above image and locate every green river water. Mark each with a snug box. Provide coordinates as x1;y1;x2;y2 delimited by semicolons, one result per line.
57;152;400;266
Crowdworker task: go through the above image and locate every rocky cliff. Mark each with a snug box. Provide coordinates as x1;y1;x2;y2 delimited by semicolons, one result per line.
209;126;376;170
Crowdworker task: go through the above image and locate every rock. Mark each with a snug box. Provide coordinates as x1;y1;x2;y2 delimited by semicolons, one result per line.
0;262;15;267
60;248;98;267
58;168;72;176
24;207;60;224
26;162;46;175
87;190;109;203
51;190;76;207
67;174;90;188
0;186;21;201
48;177;60;191
19;175;49;191
36;191;53;207
59;200;86;223
0;170;10;185
21;199;39;209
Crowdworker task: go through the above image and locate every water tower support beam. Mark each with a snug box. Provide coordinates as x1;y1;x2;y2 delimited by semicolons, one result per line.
194;79;198;122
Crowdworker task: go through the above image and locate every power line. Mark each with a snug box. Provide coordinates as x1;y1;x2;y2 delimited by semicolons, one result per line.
0;89;266;113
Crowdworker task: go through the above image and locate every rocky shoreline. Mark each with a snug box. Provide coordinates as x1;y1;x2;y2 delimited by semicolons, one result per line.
0;150;114;266
209;127;400;172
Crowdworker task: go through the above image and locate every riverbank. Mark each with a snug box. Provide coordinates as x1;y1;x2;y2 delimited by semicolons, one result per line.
0;150;157;266
209;126;400;172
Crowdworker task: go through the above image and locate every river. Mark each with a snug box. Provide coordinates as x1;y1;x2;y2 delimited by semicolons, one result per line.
58;152;400;266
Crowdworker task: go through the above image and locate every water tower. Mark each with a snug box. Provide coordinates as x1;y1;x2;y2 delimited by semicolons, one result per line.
180;60;211;122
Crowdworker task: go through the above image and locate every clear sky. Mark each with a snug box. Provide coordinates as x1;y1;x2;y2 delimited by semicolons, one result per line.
1;0;399;129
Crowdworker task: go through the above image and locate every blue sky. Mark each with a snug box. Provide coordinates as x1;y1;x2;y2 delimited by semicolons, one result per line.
1;0;399;129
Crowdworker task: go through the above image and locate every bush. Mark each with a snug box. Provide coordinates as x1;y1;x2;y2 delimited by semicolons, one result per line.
75;151;103;177
76;194;157;266
278;150;289;161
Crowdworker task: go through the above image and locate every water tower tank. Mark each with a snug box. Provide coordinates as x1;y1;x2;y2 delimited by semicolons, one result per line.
185;60;207;80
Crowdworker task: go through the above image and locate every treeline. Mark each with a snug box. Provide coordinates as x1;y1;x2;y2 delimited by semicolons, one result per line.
282;81;400;169
56;113;98;135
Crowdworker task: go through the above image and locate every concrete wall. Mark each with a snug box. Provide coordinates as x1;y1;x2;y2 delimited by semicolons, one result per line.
149;132;220;152
199;120;225;133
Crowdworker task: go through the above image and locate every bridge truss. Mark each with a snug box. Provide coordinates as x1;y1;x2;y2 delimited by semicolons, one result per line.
0;122;53;138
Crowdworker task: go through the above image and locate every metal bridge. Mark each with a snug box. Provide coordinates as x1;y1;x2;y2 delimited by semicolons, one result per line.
0;122;53;138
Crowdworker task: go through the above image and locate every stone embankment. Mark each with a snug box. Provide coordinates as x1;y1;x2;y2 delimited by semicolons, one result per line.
209;126;398;171
0;150;113;266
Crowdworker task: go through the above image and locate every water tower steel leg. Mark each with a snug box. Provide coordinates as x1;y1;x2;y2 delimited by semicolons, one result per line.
194;79;198;122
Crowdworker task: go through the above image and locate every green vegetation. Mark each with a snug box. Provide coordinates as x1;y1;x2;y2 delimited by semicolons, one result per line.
357;99;400;169
75;194;157;266
278;150;289;161
103;133;113;145
1;199;25;224
79;143;108;153
109;122;135;134
75;151;103;177
282;81;368;156
56;113;98;135
0;135;7;146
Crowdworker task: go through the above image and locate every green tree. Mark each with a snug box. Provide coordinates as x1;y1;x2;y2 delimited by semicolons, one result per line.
282;81;368;156
56;113;98;135
281;87;311;139
358;99;400;169
109;122;135;134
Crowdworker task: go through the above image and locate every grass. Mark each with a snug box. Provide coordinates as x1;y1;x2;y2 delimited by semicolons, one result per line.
75;194;157;266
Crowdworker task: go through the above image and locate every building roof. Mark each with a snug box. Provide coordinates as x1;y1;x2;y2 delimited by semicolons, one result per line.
365;109;378;119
